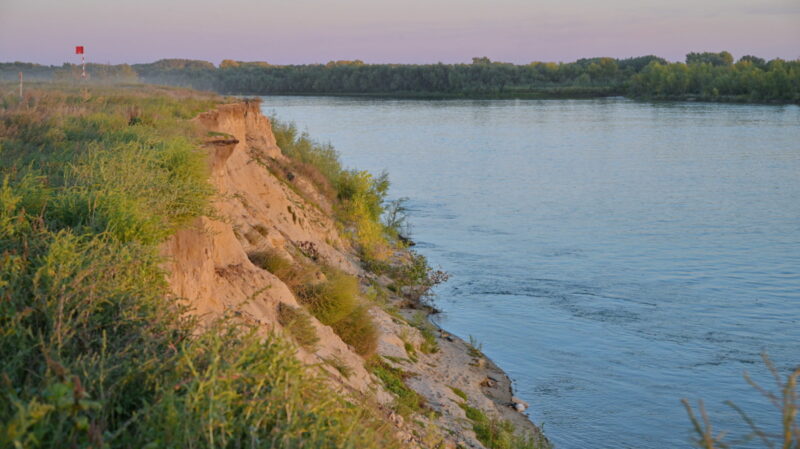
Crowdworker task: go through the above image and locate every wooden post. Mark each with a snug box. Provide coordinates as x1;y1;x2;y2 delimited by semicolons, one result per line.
18;72;23;99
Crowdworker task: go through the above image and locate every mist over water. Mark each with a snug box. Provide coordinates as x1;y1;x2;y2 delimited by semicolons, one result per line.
260;97;800;449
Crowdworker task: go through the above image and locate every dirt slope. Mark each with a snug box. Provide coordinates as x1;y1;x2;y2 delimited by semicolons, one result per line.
160;101;545;449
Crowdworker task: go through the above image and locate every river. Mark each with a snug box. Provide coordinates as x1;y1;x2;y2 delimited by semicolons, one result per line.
259;96;800;449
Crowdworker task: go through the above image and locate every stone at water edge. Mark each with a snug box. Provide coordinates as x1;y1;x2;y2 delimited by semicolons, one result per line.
511;396;529;412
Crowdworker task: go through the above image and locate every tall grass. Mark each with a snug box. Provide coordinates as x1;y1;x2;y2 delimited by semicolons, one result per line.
458;402;551;449
683;354;799;449
290;267;378;357
269;118;396;264
0;85;401;448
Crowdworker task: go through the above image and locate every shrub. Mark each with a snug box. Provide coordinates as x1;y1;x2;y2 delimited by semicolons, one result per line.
271;118;343;191
336;170;394;263
297;270;359;325
270;117;407;267
248;249;317;291
277;303;319;350
391;251;450;306
331;305;379;357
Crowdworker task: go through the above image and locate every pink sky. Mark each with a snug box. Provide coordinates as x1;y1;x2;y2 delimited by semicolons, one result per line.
1;0;798;65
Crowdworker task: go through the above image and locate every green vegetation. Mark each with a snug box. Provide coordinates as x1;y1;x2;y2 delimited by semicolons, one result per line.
324;356;354;379
277;302;320;349
293;269;378;357
269;119;396;264
328;304;379;357
629;52;800;102
410;312;440;354
683;354;799;449
368;359;426;418
0;85;401;449
297;270;360;325
5;51;797;103
382;251;451;309
458;402;550;449
450;386;468;401
249;249;379;358
468;335;485;359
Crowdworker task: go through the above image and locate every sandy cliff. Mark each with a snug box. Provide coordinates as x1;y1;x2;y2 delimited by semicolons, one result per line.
160;101;544;448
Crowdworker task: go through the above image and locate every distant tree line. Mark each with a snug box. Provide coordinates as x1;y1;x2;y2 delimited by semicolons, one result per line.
2;52;798;103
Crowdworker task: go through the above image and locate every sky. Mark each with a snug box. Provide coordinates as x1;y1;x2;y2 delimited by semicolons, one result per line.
1;0;798;65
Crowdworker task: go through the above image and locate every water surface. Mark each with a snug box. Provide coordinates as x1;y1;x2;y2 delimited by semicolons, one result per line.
260;97;800;449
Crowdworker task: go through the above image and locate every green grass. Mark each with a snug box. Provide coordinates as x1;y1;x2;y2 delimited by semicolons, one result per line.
270;118;399;264
329;304;378;357
468;335;485;359
368;359;426;418
450;386;468;401
0;84;401;449
410;312;440;354
297;270;360;325
249;248;379;357
458;403;551;449
324;356;354;379
277;302;320;350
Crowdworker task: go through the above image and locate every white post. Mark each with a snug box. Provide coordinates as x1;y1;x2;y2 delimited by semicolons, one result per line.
18;72;23;99
82;54;87;79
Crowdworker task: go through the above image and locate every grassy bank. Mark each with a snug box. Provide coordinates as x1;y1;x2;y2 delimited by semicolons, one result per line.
0;84;404;448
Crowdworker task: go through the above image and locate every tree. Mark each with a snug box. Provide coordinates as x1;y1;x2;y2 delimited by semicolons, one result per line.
686;51;734;67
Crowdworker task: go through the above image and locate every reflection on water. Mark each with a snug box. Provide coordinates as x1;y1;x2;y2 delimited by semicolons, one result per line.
261;97;800;449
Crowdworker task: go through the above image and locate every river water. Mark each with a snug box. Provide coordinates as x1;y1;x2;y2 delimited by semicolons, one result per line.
260;96;800;449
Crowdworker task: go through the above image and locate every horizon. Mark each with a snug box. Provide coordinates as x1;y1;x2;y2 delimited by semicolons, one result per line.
1;0;798;66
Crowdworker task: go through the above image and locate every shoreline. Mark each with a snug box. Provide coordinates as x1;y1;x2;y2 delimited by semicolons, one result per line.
368;267;547;448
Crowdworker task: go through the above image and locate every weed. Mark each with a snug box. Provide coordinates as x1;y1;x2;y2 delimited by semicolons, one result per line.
410;312;440;354
330;304;379;357
458;403;550;449
248;249;316;291
297;270;359;325
369;358;426;418
468;335;485;359
682;354;799;448
277;302;319;350
325;356;354;379
450;386;468;401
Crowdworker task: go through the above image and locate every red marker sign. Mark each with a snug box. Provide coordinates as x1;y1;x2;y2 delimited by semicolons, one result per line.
75;46;84;54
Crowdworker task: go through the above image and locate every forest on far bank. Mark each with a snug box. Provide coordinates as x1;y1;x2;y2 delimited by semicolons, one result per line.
2;51;798;103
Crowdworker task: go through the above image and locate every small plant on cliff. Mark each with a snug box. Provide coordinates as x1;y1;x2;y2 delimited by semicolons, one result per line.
270;117;407;266
383;197;413;244
291;268;378;357
336;169;394;263
450;386;469;401
271;118;343;194
459;403;551;449
297;270;360;325
468;335;485;359
410;312;440;354
277;302;320;350
387;251;451;308
368;358;426;418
